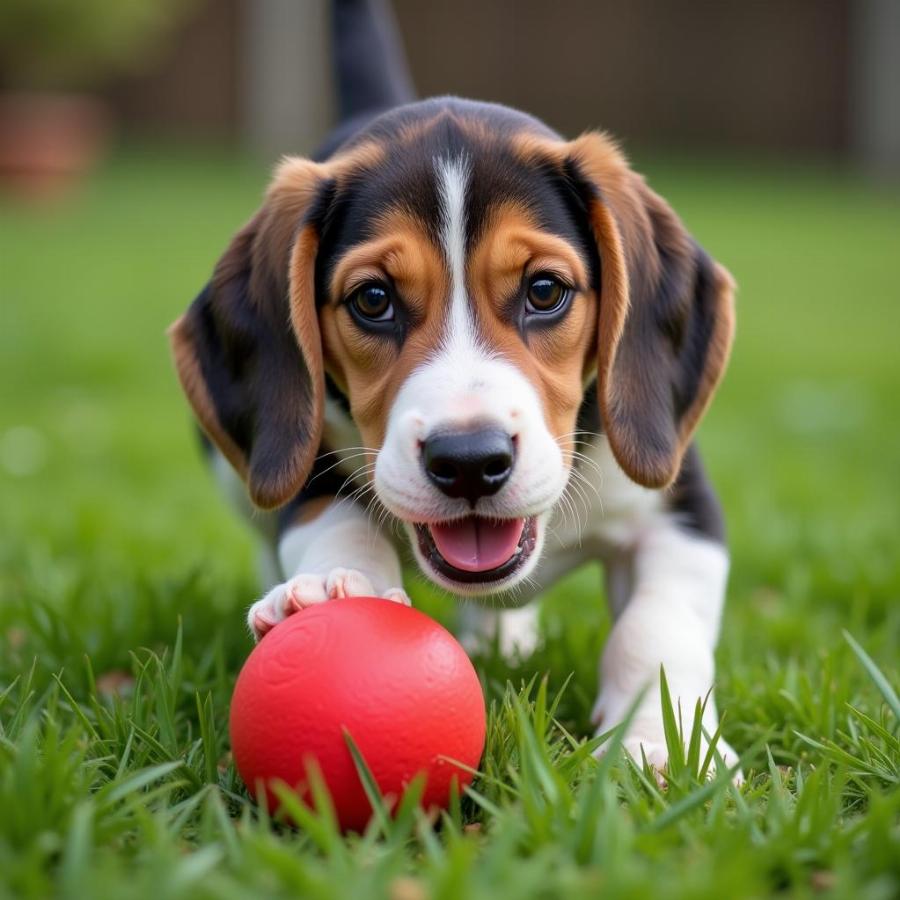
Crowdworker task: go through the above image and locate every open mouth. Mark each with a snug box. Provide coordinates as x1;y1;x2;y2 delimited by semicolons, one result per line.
414;516;538;584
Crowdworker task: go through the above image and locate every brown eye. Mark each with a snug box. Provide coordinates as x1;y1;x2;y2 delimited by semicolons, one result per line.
349;283;394;323
526;275;569;314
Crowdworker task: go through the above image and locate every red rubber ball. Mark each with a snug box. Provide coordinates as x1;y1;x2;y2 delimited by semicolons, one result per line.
229;597;486;832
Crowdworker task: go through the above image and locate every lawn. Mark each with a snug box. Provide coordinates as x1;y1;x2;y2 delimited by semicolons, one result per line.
1;146;898;899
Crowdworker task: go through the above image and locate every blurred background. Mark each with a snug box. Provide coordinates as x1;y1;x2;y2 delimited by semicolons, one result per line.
2;0;899;193
1;1;898;658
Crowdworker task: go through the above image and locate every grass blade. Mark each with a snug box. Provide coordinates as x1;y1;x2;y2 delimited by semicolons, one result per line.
99;760;182;807
343;729;390;833
844;631;900;722
659;666;685;777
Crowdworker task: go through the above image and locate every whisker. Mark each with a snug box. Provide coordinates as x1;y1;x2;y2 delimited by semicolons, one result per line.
572;472;603;519
307;450;378;487
566;479;590;518
342;476;377;505
312;446;379;466
567;482;589;536
331;462;377;499
567;466;602;501
560;447;604;480
556;488;578;535
363;494;393;549
554;429;603;442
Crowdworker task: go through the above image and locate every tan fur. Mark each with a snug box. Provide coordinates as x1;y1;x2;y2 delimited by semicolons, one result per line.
168;313;249;479
262;223;326;510
328;211;448;321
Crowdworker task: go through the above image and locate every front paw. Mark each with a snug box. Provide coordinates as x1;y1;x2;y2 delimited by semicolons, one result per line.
596;718;742;785
247;569;410;640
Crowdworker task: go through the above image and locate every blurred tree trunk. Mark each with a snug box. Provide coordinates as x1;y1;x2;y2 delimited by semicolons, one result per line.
851;0;900;175
240;0;334;160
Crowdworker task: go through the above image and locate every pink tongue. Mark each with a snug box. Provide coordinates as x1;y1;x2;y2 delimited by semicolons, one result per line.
429;518;525;572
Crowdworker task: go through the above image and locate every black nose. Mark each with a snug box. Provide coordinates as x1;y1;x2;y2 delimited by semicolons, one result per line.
422;428;515;504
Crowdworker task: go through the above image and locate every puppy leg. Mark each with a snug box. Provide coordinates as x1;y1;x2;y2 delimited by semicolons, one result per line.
593;525;740;779
247;499;408;640
458;602;541;657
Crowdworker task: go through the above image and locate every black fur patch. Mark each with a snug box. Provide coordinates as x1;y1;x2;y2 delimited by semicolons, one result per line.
575;380;602;452
665;444;726;544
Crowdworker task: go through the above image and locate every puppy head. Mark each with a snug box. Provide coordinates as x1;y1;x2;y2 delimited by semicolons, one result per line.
169;100;734;595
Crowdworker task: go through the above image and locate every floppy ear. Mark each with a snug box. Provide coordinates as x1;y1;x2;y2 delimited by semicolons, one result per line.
568;133;736;489
168;158;328;509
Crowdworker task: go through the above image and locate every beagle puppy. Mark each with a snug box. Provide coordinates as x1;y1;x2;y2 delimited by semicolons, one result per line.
169;1;737;773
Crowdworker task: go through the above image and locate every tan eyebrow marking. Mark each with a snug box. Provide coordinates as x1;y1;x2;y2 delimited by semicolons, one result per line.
486;225;588;287
469;203;590;319
328;210;447;309
330;236;411;297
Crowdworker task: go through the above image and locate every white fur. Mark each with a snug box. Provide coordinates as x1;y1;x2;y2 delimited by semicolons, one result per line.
435;156;476;356
247;500;408;639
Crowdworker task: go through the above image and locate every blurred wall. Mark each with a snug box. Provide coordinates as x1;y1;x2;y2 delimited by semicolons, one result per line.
108;0;241;140
393;0;850;156
108;0;896;168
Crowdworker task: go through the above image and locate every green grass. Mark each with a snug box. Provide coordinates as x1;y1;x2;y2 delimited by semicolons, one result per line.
1;146;899;899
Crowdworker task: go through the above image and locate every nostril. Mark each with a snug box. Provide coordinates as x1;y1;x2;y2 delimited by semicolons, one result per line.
430;459;458;482
483;455;511;479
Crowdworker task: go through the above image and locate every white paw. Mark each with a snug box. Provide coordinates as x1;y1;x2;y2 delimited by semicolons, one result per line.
247;569;410;640
595;719;743;785
381;586;412;606
324;567;376;600
247;573;329;638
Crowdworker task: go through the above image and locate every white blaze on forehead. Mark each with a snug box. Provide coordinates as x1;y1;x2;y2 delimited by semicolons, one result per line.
435;155;478;353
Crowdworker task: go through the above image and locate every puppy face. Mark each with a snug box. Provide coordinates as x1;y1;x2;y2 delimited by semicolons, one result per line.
170;99;734;596
313;120;600;593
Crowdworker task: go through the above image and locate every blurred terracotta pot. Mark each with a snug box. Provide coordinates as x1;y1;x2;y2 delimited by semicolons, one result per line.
0;92;111;200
